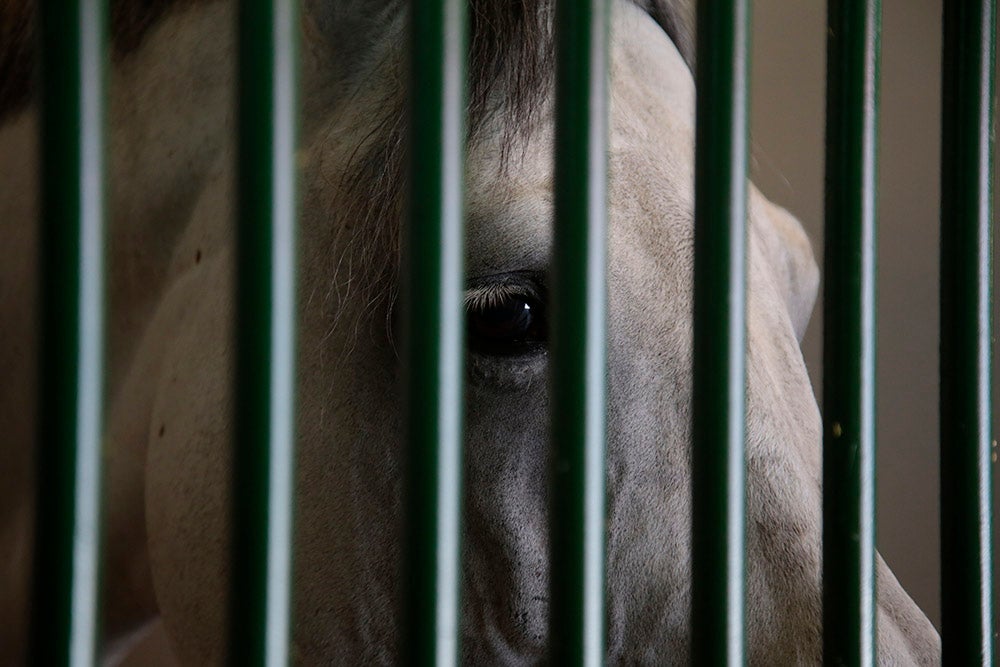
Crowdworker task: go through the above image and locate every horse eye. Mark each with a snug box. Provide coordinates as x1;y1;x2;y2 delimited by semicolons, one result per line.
467;294;546;355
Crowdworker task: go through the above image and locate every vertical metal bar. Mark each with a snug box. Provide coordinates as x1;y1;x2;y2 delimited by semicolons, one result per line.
549;0;610;665
29;0;108;664
822;1;880;665
939;0;996;663
401;0;467;662
548;0;609;663
690;1;750;664
229;0;299;663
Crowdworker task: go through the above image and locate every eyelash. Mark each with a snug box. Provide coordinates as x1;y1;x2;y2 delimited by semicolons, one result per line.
464;272;546;309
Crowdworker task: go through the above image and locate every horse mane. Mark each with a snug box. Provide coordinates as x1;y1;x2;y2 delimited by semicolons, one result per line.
465;0;693;140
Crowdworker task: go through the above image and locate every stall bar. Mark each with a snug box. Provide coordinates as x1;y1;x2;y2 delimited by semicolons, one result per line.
690;0;751;664
30;0;108;664
823;1;881;665
940;0;996;664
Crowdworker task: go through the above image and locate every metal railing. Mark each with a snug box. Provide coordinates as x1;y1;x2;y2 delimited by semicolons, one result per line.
26;0;995;665
691;0;750;662
940;1;996;663
30;0;107;664
229;0;299;664
823;2;881;663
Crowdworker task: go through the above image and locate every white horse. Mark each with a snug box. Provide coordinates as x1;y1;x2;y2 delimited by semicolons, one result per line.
0;0;941;663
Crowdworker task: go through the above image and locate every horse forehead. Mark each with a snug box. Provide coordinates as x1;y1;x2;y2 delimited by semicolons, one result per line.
462;3;694;269
611;1;695;108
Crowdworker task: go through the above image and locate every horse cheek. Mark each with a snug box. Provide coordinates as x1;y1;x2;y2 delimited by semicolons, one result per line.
146;255;233;666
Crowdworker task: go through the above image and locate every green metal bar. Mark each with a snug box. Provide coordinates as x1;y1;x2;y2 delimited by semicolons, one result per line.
939;0;996;663
690;1;750;664
229;0;299;663
29;0;108;664
400;0;467;662
822;1;880;665
548;0;609;664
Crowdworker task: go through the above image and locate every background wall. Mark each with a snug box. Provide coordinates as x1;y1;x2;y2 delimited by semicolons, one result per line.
751;0;998;631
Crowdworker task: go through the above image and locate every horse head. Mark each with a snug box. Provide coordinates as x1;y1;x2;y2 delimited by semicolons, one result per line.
0;0;941;663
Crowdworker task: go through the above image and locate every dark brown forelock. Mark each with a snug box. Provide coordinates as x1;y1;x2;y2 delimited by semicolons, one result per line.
468;0;694;146
466;1;690;148
467;0;553;143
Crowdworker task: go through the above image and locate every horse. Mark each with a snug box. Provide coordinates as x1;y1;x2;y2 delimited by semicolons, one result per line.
0;0;942;663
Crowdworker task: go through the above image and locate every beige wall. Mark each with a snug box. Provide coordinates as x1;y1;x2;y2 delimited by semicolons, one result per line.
752;0;999;631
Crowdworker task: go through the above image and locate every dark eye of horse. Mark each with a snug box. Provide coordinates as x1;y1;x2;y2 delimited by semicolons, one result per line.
467;294;546;355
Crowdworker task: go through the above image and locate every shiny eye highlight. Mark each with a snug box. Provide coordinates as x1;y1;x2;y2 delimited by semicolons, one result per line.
465;282;547;356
